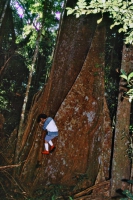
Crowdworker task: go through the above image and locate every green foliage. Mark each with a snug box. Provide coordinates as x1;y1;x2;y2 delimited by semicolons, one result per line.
120;70;133;102
127;134;133;160
119;180;133;199
66;0;133;44
68;197;74;200
0;93;8;110
120;190;133;200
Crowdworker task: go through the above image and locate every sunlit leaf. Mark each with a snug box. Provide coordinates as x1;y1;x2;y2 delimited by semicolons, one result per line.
127;72;133;83
67;9;75;16
97;18;102;24
110;24;115;29
120;74;127;80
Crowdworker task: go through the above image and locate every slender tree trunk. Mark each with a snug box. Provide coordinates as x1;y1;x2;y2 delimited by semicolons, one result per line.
0;6;16;79
0;0;10;29
111;44;133;197
14;29;42;164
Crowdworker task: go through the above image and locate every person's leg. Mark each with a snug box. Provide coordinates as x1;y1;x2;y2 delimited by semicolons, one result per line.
48;140;53;146
47;132;58;146
42;140;49;154
42;135;57;154
49;140;55;151
48;136;58;152
45;141;49;151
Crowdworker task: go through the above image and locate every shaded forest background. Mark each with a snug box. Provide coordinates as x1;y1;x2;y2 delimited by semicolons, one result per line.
0;0;133;199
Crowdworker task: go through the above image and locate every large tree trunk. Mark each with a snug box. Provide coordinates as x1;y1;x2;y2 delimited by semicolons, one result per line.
111;44;133;197
2;0;114;197
4;0;118;197
14;0;98;172
16;21;113;197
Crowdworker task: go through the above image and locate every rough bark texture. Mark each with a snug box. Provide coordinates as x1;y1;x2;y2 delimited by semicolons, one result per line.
94;98;113;184
39;15;98;117
111;45;133;197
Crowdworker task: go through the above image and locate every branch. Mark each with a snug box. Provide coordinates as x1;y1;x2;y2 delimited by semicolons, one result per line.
73;180;110;198
0;56;12;76
0;163;21;170
0;160;26;170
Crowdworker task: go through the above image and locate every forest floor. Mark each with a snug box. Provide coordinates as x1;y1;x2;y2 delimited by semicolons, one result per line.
67;180;124;200
0;175;125;199
73;182;110;200
30;179;123;200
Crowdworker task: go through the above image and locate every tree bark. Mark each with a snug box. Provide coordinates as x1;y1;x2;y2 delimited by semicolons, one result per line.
111;44;133;197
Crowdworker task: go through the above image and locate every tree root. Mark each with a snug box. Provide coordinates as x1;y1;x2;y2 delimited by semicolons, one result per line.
73;180;110;198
